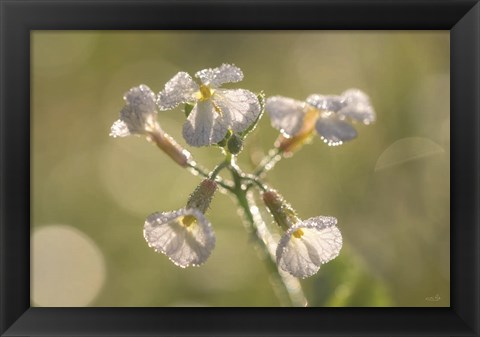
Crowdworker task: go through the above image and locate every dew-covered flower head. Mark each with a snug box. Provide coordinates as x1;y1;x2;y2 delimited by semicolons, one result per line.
263;190;342;278
306;89;375;146
276;216;343;278
144;208;215;268
143;179;217;267
266;89;375;147
110;85;158;137
157;64;261;147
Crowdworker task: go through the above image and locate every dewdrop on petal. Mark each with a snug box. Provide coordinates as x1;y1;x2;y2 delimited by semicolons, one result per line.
262;190;342;278
276;216;342;279
144;209;215;268
265;96;319;155
306;89;375;146
143;179;217;267
110;84;191;167
265;96;308;137
157;64;261;147
110;84;158;137
266;89;375;151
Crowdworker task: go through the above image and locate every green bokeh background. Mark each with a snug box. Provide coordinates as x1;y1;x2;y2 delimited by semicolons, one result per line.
31;31;450;307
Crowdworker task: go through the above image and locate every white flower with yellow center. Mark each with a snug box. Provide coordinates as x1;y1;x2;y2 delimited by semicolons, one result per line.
262;189;342;279
157;64;261;147
110;84;158;137
144;179;217;267
144;208;215;268
276;216;342;279
266;89;375;147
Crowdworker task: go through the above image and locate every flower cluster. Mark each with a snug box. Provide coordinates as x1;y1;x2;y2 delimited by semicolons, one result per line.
109;64;374;284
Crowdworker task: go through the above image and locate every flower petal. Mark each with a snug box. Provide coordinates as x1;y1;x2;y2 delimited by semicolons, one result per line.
157;72;199;110
144;208;215;268
109;119;131;137
306;94;346;113
213;89;261;134
315;117;358;146
195;64;243;88
110;84;157;137
265;96;307;137
339;89;376;124
182;100;228;147
276;216;342;278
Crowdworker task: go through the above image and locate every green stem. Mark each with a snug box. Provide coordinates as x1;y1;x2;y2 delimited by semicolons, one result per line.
209;160;230;181
186;160;234;192
253;147;282;177
244;175;268;192
229;165;307;307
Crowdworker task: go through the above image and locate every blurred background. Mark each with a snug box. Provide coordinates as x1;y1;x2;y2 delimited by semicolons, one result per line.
31;31;449;307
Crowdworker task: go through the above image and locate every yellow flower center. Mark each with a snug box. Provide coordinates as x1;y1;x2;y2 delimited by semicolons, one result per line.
181;215;197;227
293;228;304;238
199;84;213;101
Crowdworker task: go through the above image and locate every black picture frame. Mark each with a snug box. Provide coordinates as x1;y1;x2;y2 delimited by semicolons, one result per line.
1;0;479;336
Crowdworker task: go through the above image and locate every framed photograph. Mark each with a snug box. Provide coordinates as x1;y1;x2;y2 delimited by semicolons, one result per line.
1;0;478;336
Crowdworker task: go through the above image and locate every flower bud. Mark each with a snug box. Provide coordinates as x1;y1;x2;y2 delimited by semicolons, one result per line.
227;133;244;154
262;189;299;230
186;179;218;214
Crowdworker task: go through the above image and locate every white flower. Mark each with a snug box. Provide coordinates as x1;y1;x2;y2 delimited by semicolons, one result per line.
306;89;375;146
144;208;215;268
264;96;308;137
276;216;343;279
266;89;375;147
157;64;261;147
110;84;158;137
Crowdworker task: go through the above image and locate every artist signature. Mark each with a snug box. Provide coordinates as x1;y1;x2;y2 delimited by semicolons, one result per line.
425;294;441;302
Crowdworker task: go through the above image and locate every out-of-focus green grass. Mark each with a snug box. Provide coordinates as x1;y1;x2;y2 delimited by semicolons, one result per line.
31;31;449;307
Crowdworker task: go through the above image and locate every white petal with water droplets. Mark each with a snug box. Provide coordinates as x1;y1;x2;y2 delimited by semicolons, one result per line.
339;89;376;124
276;216;342;278
182;100;228;147
306;94;346;113
110;84;157;137
144;208;216;268
157;72;199;110
195;64;243;88
265;96;307;137
315;118;357;146
109;119;131;137
124;84;157;113
213;88;261;133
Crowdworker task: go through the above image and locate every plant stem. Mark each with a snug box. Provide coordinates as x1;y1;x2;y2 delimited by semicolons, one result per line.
165;142;306;306
229;165;307;307
186;160;234;192
253;147;282;177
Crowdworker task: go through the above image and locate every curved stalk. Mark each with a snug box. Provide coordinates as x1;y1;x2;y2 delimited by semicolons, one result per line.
186;160;234;192
253;147;282;177
229;165;307;307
